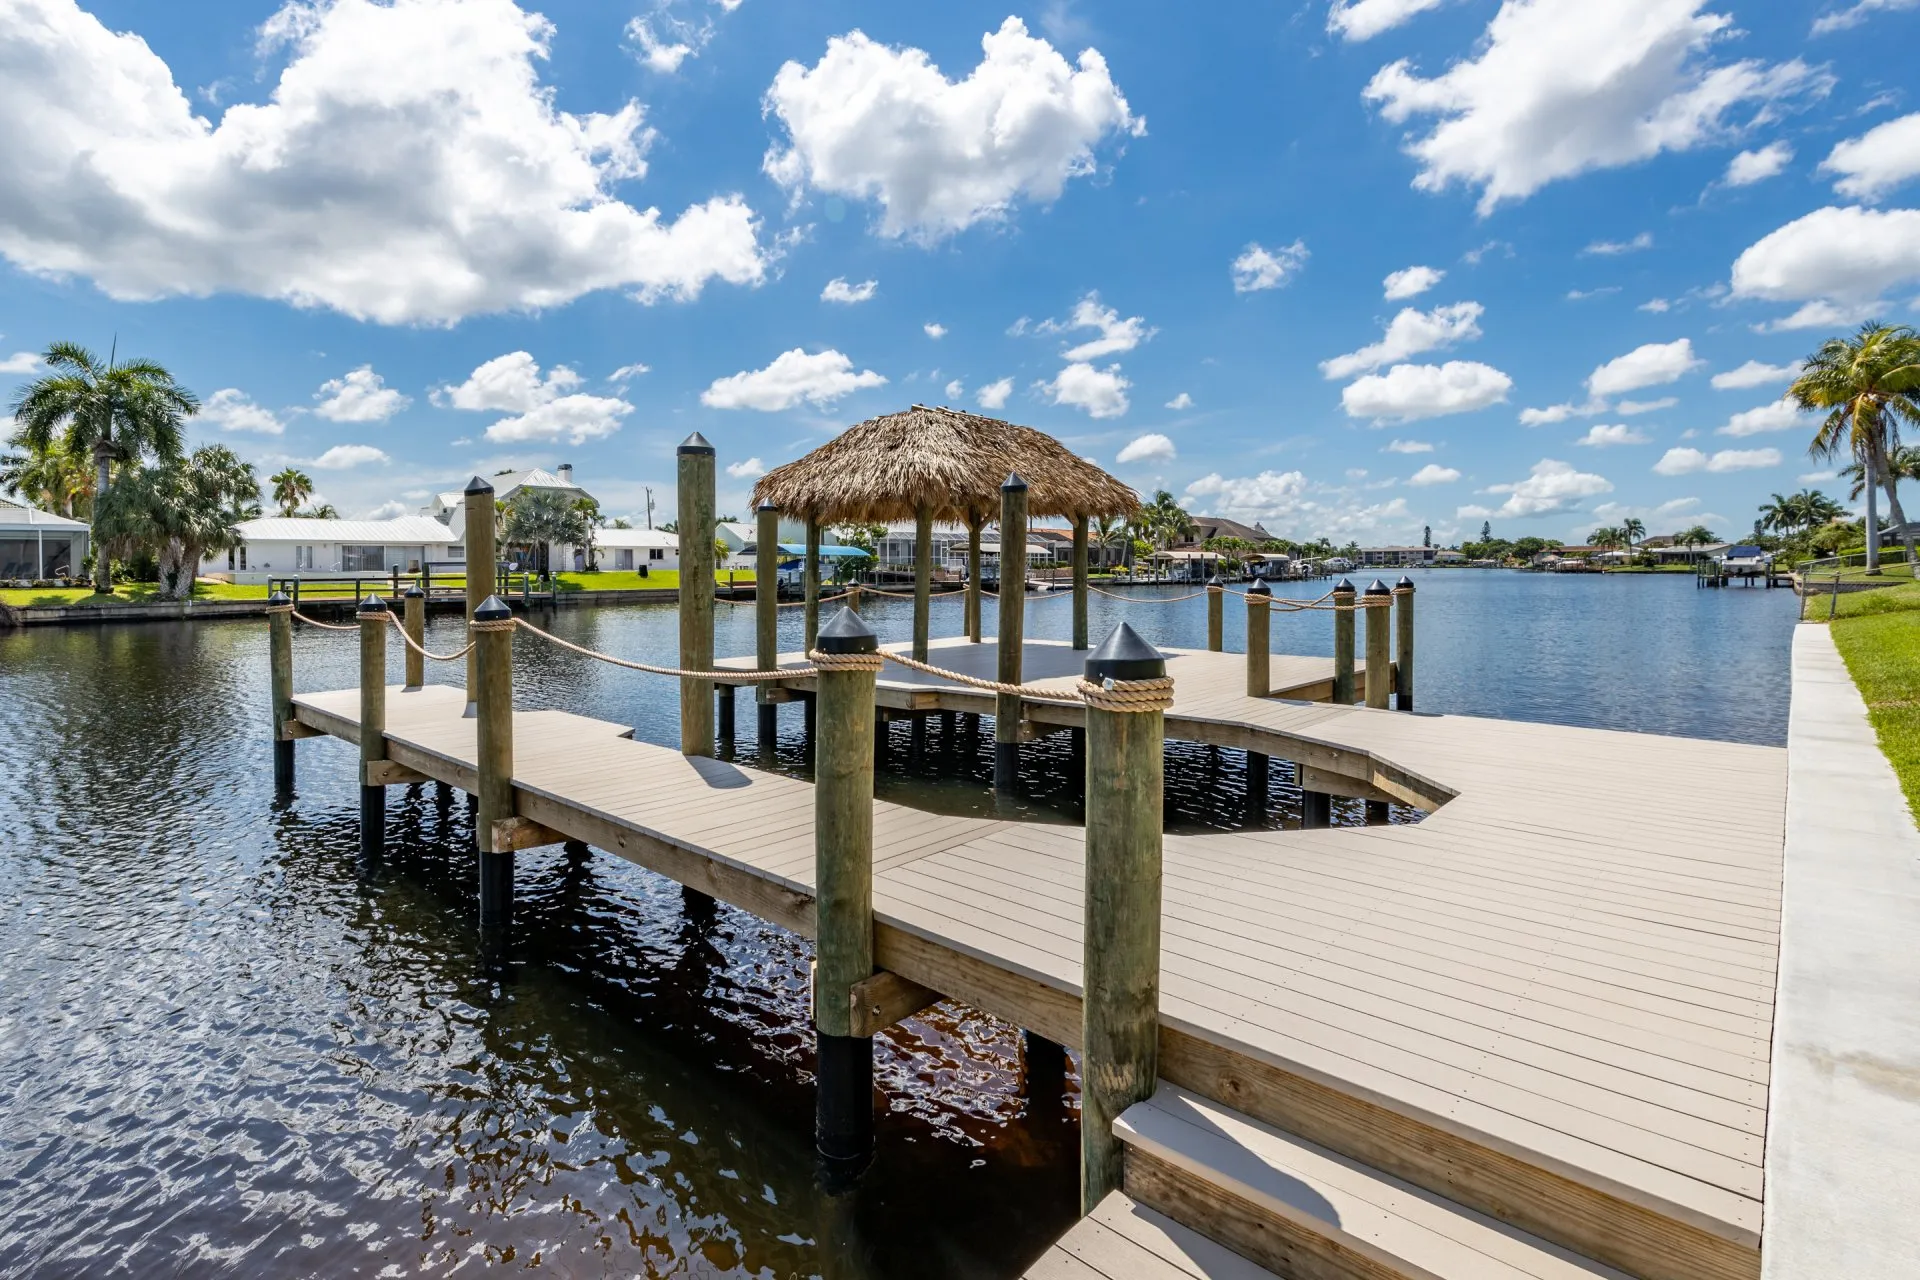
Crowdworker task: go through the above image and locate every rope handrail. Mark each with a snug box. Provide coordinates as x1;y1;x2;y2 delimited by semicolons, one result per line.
282;607;359;632
715;589;853;609
508;615;814;681
385;612;476;662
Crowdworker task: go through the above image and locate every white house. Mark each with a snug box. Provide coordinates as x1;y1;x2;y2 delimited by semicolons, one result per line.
422;464;589;543
204;515;462;583
0;497;89;580
594;526;679;573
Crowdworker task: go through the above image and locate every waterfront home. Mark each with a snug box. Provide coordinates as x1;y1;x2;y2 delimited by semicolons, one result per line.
1358;545;1436;567
593;526;679;573
420;464;589;541
0;496;89;581
204;515;462;582
1640;534;1734;564
1432;549;1466;564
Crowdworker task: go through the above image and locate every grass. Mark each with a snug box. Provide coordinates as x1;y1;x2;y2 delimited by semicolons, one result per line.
552;570;752;592
1830;603;1920;823
0;581;271;608
1800;579;1920;621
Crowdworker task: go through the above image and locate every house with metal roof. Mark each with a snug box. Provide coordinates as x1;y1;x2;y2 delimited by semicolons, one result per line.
199;515;462;582
0;496;89;581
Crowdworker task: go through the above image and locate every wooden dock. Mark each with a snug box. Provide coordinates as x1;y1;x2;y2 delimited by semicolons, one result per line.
290;635;1783;1280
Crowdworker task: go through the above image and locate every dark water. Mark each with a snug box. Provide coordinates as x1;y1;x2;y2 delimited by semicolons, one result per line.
0;570;1797;1277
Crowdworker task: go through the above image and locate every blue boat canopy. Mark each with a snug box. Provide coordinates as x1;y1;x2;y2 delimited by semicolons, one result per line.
775;543;870;557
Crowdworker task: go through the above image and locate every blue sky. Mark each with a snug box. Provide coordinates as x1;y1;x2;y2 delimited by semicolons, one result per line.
4;0;1919;543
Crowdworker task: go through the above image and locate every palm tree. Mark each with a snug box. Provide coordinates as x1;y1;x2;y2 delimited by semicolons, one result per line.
0;438;93;517
302;502;339;519
9;342;198;591
1790;322;1920;573
270;467;313;518
1678;524;1717;560
1091;513;1129;570
1589;525;1622;551
94;446;260;600
1619;516;1645;554
1758;492;1796;537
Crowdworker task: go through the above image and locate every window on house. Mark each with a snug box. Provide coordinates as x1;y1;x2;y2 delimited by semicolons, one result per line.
649;548;664;561
238;545;247;571
340;545;386;572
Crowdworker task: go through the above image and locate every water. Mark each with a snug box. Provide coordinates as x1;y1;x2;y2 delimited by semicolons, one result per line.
0;570;1797;1277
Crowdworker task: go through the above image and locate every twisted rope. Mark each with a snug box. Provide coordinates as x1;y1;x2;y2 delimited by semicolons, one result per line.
385;612;475;662
509;616;812;680
286;609;360;631
715;589;852;608
806;649;885;672
1088;584;1212;603
1078;676;1175;713
468;617;518;633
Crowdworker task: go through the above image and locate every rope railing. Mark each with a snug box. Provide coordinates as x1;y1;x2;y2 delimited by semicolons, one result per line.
385;612;476;662
715;588;853;609
509;615;814;681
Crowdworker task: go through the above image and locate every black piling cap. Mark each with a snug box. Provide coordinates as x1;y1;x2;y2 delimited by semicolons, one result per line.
678;431;715;456
357;594;389;615
815;606;878;654
1206;574;1223;587
757;499;777;513
1002;471;1029;492
1334;577;1356;594
464;474;494;495
1085;621;1165;682
1366;578;1391;596
474;595;513;622
268;589;290;606
402;584;425;598
1248;578;1272;596
1396;575;1416;591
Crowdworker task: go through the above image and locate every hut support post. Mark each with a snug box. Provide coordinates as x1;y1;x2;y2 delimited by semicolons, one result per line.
756;503;780;751
462;476;496;714
678;434;716;759
1072;515;1090;651
1364;579;1391;709
1331;579;1356;705
1245;580;1270;696
1394;576;1415;712
812;609;879;1171
966;516;983;643
357;596;388;862
804;519;822;652
913;504;933;662
1081;624;1167;1212
1206;576;1224;652
994;474;1029;794
402;586;425;689
269;593;294;792
473;596;515;929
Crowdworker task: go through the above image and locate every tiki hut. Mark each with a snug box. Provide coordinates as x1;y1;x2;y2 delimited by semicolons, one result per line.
751;405;1139;666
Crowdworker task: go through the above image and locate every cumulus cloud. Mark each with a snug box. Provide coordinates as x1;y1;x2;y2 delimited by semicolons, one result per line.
1821;113;1920;201
1407;463;1460;486
701;348;886;411
976;377;1014;410
761;17;1142;241
314;366;409;422
312;443;389;469
725;456;764;478
1382;264;1444;299
199;388;283;435
608;362;651;384
1616;397;1676;415
1712;359;1797;389
1731;206;1920;314
625;0;738;74
1039;362;1130;418
0;0;767;324
1328;0;1449;42
1459;458;1611;519
1653;445;1782;474
821;276;877;304
1582;231;1653;256
1319;301;1483;380
485;394;632;444
1362;0;1832;214
1725;141;1793;186
1231;240;1309;293
1385;438;1434;453
434;351;581;412
944;378;964;400
1576;423;1651;447
1717;398;1808;436
1753;299;1879;333
923;322;947;339
1116;432;1175;464
1184;469;1307;514
1587;338;1703;397
1519;401;1592;426
1038;293;1153;360
0;351;42;375
1165;392;1193;410
1341;360;1512;422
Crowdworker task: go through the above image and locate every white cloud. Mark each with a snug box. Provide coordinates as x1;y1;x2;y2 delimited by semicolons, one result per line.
1116;432;1175;463
1725;140;1793;186
1462;458;1612;519
1566;286;1620;301
608;363;651;387
1341;360;1512;422
625;0;737;74
1184;469;1307;513
1042;293;1154;360
1165;392;1193;410
1382;264;1444;299
1616;396;1677;415
1821;112;1920;201
1231;240;1309;293
1717;398;1808;436
1812;0;1919;36
434;351;582;413
1319;300;1483;379
314;366;409;422
821;276;877;304
312;443;389;469
1731;206;1920;311
944;379;964;399
1039;362;1130;418
702;348;886;412
1362;0;1832;214
200;388;283;435
1519;400;1591;426
1328;0;1449;42
1640;298;1672;313
1712;359;1797;389
1385;438;1434;453
923;322;948;339
0;0;767;324
485;394;632;444
1582;231;1654;256
725;456;764;478
363;499;408;520
1576;423;1651;447
1753;299;1879;333
1653;445;1782;474
761;17;1142;241
1799;468;1838;482
1587;338;1703;397
0;351;41;375
1407;463;1460;486
976;377;1013;410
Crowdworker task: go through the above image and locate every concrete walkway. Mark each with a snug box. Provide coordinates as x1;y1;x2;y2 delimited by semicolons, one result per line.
1764;625;1920;1278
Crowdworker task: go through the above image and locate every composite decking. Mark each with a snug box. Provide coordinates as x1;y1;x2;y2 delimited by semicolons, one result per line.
292;640;1783;1280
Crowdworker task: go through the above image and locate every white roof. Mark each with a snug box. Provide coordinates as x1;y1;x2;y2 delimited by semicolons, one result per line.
236;515;459;543
595;527;677;549
492;467;584;497
0;497;88;531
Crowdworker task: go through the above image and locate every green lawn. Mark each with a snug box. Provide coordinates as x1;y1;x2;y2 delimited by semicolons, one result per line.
552;569;755;592
0;581;271;608
1801;579;1920;621
1830;602;1920;823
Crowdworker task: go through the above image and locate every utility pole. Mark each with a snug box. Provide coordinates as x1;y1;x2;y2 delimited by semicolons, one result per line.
645;486;655;530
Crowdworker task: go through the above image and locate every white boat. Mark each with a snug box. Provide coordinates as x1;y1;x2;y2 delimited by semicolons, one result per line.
1717;545;1774;574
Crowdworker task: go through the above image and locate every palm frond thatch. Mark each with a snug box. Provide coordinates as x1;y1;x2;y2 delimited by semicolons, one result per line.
750;405;1138;526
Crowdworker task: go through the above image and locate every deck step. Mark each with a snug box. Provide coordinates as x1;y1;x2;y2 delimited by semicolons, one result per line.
1025;1191;1283;1279
1118;1085;1632;1280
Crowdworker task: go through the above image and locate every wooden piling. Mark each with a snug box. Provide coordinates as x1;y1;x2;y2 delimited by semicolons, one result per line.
1365;579;1392;709
811;607;880;1168
1366;799;1390;825
1394;575;1415;712
756;501;780;752
1302;789;1332;829
913;504;933;662
1332;578;1356;705
966;514;983;643
462;475;495;711
402;585;425;689
995;474;1029;794
268;591;294;792
1246;751;1270;822
1072;514;1090;651
1206;575;1224;652
1081;623;1168;1212
678;433;716;759
358;595;389;862
472;595;516;928
1245;579;1271;697
717;686;735;743
804;517;822;652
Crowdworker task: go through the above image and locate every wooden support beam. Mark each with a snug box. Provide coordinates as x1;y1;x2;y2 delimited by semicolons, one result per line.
489;815;565;852
849;970;941;1036
278;720;324;741
365;759;430;787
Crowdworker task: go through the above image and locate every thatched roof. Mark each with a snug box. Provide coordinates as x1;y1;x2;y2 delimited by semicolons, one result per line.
751;405;1138;526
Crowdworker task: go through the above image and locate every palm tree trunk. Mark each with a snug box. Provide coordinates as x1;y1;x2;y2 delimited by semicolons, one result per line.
92;440;112;592
1882;469;1918;573
1864;449;1882;573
